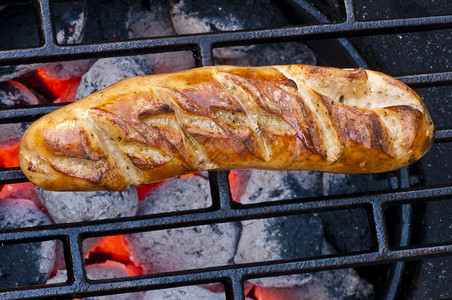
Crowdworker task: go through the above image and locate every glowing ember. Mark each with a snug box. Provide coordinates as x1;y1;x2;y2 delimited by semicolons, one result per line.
135;181;166;200
0;142;19;168
35;68;81;102
228;170;251;203
88;235;143;276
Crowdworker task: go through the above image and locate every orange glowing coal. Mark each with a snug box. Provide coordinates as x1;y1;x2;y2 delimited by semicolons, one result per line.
88;235;143;276
0;142;20;168
35;67;81;103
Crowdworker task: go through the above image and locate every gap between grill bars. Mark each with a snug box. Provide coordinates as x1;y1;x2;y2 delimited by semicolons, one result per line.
0;0;451;299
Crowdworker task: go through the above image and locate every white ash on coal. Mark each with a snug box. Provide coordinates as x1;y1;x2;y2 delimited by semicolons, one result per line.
143;285;228;300
126;176;239;274
0;80;39;166
38;187;138;224
235;214;324;287
0;198;56;289
0;80;39;107
0;182;44;212
75;56;154;101
128;0;195;73
53;1;88;45
38;59;96;80
230;170;322;204
139;175;211;214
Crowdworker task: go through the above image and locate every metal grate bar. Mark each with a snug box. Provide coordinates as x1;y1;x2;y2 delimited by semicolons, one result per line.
2;242;452;300
0;15;451;65
435;129;452;142
0;185;451;243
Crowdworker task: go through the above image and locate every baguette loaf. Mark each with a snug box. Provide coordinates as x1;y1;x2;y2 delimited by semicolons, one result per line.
19;65;434;191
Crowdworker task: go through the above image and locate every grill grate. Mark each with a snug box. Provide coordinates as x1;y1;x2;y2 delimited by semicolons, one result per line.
0;0;452;299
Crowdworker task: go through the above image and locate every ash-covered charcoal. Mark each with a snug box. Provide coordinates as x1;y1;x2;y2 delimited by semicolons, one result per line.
0;81;38;165
0;64;43;83
53;1;88;45
252;240;374;299
0;199;56;289
128;0;195;73
254;272;373;300
85;262;144;300
0;80;39;107
143;285;228;300
75;56;154;100
235;214;324;287
139;176;212;214
126;176;239;274
48;262;143;300
38;187;138;223
170;0;287;59
230;170;322;204
38;59;96;80
214;41;317;67
0;182;43;212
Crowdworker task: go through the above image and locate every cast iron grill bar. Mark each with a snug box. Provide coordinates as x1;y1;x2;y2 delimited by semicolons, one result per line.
3;243;452;300
1;185;451;243
36;0;53;47
344;0;356;23
1;15;452;65
372;202;390;252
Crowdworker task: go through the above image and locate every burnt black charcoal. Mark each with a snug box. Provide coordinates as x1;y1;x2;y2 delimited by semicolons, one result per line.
0;2;88;82
53;1;88;44
214;41;316;66
0;4;40;50
350;31;452;76
415;85;452;129
82;0;135;43
0;199;55;289
170;0;287;34
354;0;452;20
171;0;288;59
75;56;154;100
320;208;372;253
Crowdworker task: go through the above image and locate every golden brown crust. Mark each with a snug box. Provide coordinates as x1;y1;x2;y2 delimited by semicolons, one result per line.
19;64;434;191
